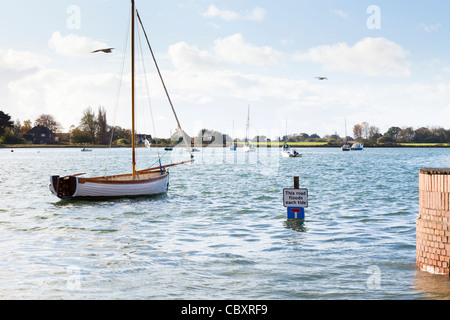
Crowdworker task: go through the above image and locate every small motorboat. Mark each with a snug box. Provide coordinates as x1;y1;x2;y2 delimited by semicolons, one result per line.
281;142;301;158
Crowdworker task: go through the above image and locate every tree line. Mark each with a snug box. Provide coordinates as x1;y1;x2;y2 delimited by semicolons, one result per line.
1;109;450;146
0;107;134;145
282;122;450;145
352;122;450;145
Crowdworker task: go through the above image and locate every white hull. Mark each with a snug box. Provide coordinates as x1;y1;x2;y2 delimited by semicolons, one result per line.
243;145;255;152
50;172;169;199
282;151;301;158
281;143;301;158
351;143;364;151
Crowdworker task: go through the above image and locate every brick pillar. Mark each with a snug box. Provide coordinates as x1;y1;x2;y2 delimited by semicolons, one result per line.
417;168;450;275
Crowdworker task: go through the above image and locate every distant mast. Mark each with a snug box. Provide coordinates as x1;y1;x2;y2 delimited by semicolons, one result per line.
246;105;250;144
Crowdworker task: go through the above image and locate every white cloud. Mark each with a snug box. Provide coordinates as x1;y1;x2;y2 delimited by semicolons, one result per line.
213;34;285;66
332;9;349;19
168;34;285;70
0;49;51;71
8;68;119;131
168;42;219;71
202;5;240;21
294;37;411;77
246;7;266;21
445;105;450;126
202;5;266;22
417;22;441;32
48;31;109;57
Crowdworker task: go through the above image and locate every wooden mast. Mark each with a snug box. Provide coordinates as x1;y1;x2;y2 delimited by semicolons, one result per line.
131;0;137;177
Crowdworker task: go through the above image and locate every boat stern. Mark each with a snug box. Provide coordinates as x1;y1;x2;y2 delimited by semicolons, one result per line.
49;175;78;200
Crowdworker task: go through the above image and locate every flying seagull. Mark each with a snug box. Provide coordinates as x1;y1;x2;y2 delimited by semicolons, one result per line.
91;48;115;54
315;76;328;80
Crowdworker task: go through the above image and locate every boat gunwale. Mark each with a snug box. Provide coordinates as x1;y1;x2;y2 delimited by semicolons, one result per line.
79;171;168;185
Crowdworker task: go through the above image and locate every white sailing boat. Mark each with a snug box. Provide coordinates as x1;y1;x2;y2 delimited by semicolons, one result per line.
49;0;191;200
341;118;350;151
243;105;255;152
351;142;364;151
281;117;301;157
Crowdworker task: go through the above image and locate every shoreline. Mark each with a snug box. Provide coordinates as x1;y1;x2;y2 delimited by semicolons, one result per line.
2;143;450;149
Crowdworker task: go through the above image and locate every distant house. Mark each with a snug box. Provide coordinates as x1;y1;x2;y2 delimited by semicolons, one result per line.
54;132;71;144
24;125;54;144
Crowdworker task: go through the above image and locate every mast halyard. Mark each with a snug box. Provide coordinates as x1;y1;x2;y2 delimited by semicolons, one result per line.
131;0;137;177
136;10;192;156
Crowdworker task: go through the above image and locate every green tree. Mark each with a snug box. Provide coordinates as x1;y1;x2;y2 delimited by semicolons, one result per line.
0;111;13;137
110;126;129;144
384;126;401;140
97;106;109;145
368;125;381;142
377;135;395;144
298;133;309;141
431;127;450;143
0;128;25;144
413;127;434;143
80;107;98;144
397;127;415;142
70;127;92;144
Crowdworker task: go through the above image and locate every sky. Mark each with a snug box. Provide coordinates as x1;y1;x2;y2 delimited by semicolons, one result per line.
1;0;450;139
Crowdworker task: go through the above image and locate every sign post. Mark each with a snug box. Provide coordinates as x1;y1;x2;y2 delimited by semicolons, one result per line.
284;177;308;220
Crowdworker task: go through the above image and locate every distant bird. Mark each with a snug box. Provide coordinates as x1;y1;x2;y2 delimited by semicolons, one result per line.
91;48;115;54
315;76;328;80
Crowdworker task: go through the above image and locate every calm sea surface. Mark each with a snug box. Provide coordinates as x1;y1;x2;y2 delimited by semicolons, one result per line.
1;146;450;300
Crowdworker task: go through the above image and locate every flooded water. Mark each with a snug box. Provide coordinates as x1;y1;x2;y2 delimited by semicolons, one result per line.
1;146;450;300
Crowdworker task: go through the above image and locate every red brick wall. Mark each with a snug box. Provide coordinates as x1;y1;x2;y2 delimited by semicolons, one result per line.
417;168;450;275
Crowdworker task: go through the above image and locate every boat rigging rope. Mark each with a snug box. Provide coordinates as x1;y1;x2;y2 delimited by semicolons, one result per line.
136;22;163;170
136;9;193;161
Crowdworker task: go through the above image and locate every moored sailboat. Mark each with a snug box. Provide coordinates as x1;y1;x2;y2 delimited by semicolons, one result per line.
243;105;255;152
341;118;350;151
351;142;364;151
282;117;301;157
49;0;192;200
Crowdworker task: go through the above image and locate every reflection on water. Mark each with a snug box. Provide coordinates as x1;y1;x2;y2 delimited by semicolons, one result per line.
284;219;307;233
